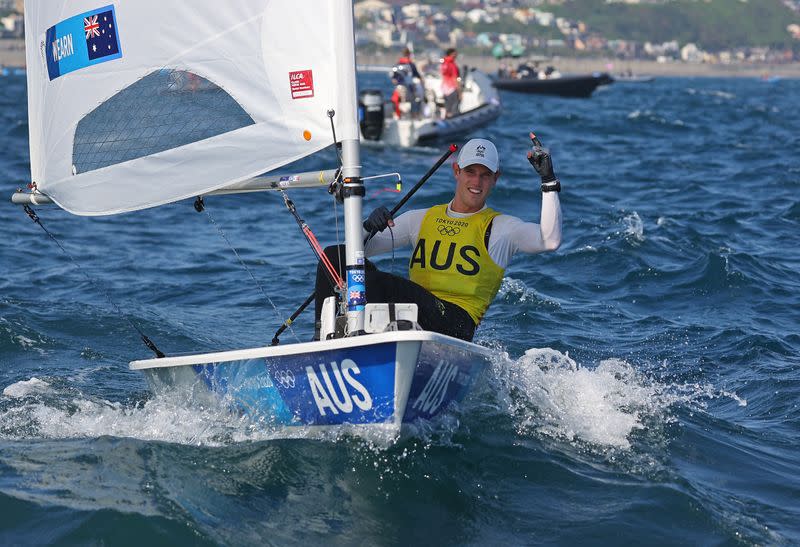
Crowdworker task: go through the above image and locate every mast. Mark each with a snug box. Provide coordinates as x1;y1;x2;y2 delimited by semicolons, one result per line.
340;0;366;335
341;139;365;335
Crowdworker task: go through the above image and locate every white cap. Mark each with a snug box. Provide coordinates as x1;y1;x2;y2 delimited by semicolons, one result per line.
457;138;499;173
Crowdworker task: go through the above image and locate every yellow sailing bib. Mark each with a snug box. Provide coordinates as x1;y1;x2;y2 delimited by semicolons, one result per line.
409;204;504;324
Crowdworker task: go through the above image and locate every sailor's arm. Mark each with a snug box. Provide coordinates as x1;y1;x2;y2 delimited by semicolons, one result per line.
499;192;561;257
501;132;562;255
527;132;562;250
538;191;562;251
362;208;423;256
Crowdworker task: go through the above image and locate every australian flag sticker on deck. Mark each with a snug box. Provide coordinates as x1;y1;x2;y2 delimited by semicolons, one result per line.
45;5;122;81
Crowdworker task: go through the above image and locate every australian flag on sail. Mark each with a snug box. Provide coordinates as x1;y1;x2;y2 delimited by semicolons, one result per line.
46;5;122;81
85;10;119;61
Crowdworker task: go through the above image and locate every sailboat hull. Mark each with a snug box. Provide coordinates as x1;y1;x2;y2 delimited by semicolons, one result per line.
130;331;495;434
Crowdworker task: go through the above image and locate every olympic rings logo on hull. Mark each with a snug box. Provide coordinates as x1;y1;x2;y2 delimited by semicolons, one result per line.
274;369;296;388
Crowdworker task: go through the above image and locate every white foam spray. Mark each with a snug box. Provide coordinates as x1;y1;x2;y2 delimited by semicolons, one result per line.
489;347;745;451
1;348;746;453
0;377;402;448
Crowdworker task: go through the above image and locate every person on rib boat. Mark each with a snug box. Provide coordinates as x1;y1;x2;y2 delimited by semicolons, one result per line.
440;48;461;118
314;134;562;342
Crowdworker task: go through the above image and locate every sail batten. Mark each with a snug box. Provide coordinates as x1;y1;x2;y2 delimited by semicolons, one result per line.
25;0;359;216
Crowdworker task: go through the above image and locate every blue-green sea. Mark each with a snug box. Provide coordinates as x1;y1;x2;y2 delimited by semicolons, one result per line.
1;71;799;545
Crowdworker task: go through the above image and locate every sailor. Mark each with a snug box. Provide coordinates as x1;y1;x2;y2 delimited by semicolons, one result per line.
314;135;562;342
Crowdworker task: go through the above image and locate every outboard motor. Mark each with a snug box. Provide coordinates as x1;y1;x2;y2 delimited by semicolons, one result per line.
358;89;384;141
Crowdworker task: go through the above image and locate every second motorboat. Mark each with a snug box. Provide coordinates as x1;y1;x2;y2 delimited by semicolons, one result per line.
492;62;613;98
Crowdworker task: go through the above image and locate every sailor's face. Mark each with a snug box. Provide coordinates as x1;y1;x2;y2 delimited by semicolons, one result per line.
451;162;498;213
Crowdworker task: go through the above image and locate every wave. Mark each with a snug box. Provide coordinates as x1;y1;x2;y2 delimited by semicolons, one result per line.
489;347;745;452
685;87;736;101
0;315;54;356
626;109;688;128
784;201;800;222
1;344;782;545
495;277;561;308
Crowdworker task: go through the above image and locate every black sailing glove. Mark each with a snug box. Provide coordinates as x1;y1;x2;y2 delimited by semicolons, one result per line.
363;206;393;234
527;134;558;186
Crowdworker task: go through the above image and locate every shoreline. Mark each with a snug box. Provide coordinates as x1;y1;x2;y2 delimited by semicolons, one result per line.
358;52;800;79
4;38;799;78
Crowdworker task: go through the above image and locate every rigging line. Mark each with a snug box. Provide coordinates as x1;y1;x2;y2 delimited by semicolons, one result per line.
279;190;345;291
200;201;301;344
331;195;344;284
327;109;342;166
332;198;341;247
389;226;396;275
21;205;165;359
306;224;345;291
332;188;345;291
328;172;344;266
326;107;345;257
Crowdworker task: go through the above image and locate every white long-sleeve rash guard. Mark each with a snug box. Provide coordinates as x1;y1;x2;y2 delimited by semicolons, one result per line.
364;192;562;269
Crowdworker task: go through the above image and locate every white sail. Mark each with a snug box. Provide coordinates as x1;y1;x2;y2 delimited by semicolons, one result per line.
24;0;359;216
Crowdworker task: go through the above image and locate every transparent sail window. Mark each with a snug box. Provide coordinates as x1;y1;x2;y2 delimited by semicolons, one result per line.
72;69;255;174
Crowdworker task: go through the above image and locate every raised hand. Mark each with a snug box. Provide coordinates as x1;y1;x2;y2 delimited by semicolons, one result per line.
527;132;557;184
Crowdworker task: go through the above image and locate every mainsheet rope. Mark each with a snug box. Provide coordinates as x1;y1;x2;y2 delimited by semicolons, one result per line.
22;205;166;358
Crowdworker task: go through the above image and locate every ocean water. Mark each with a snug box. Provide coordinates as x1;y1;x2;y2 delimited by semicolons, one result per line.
1;72;799;545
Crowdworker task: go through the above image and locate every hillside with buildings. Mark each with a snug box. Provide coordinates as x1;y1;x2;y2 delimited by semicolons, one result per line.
2;1;799;68
356;0;800;65
0;0;23;38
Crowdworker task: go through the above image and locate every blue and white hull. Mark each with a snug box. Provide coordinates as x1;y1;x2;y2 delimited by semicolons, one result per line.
130;331;495;434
